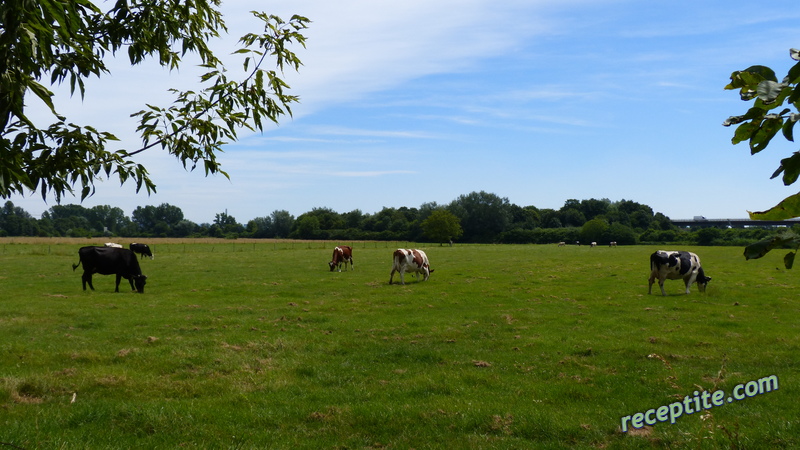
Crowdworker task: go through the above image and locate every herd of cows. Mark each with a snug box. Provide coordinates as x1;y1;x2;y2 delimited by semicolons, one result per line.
327;245;434;285
69;243;711;295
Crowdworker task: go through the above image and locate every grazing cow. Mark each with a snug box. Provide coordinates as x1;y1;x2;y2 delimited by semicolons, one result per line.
72;246;147;293
558;242;566;247
129;243;154;260
609;241;617;247
390;249;433;285
329;245;354;272
590;242;597;247
104;242;123;248
648;250;711;296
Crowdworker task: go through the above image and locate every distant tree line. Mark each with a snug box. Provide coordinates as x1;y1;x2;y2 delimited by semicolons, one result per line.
0;191;785;246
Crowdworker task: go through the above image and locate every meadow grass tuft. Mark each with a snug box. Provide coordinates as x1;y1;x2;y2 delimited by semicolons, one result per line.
0;242;798;448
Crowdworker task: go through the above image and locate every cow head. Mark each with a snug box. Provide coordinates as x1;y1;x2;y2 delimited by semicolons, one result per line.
133;274;147;293
329;261;337;271
697;275;711;292
696;264;711;292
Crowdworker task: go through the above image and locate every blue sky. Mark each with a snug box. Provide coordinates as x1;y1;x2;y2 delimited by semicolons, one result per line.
10;1;800;224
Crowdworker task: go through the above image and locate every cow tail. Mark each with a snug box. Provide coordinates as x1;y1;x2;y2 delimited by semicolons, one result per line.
72;259;82;271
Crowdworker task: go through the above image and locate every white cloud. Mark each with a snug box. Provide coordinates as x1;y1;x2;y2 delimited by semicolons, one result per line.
334;170;416;177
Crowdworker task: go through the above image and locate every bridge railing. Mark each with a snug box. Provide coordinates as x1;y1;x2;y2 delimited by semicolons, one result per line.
671;218;800;228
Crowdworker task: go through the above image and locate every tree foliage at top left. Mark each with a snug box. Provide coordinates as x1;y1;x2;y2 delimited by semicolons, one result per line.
0;0;309;202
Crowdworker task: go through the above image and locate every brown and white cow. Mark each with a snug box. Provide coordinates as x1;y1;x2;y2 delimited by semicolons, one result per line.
329;245;354;272
648;250;711;296
389;248;433;285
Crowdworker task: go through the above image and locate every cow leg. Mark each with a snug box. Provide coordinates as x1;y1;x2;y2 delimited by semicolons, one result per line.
81;272;94;291
659;279;667;296
648;273;656;294
390;267;408;284
350;257;354;271
114;274;123;293
684;273;698;294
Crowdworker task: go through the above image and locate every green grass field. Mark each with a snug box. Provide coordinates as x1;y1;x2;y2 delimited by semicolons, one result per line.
1;241;798;449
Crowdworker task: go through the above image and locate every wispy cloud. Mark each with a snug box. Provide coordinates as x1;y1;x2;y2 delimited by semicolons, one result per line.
253;0;576;114
305;126;441;140
334;170;416;177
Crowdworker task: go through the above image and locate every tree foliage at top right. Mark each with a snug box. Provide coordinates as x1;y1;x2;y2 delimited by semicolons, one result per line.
724;48;800;266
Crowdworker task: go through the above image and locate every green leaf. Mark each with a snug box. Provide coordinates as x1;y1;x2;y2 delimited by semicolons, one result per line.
726;67;770;93
732;121;758;145
757;80;786;104
27;81;58;116
789;83;800;104
782;114;797;142
743;231;800;260
749;192;800;220
722;115;746;127
750;117;782;154
788;60;800;83
742;65;778;82
771;152;800;185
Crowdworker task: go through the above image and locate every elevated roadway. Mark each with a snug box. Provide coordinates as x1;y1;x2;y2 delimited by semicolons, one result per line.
670;218;800;228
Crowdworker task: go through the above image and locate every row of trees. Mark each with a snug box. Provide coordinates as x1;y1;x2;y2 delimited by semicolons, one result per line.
1;2;795;261
0;192;785;246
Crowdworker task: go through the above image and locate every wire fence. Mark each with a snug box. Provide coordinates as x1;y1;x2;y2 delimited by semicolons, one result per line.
0;240;419;256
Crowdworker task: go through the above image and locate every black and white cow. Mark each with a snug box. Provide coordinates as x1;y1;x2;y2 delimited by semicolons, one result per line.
104;242;123;248
329;245;354;272
72;246;147;293
389;249;433;285
648;250;711;296
129;243;154;260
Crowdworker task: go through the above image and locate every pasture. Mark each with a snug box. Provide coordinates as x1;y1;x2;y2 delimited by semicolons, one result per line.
0;240;798;449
